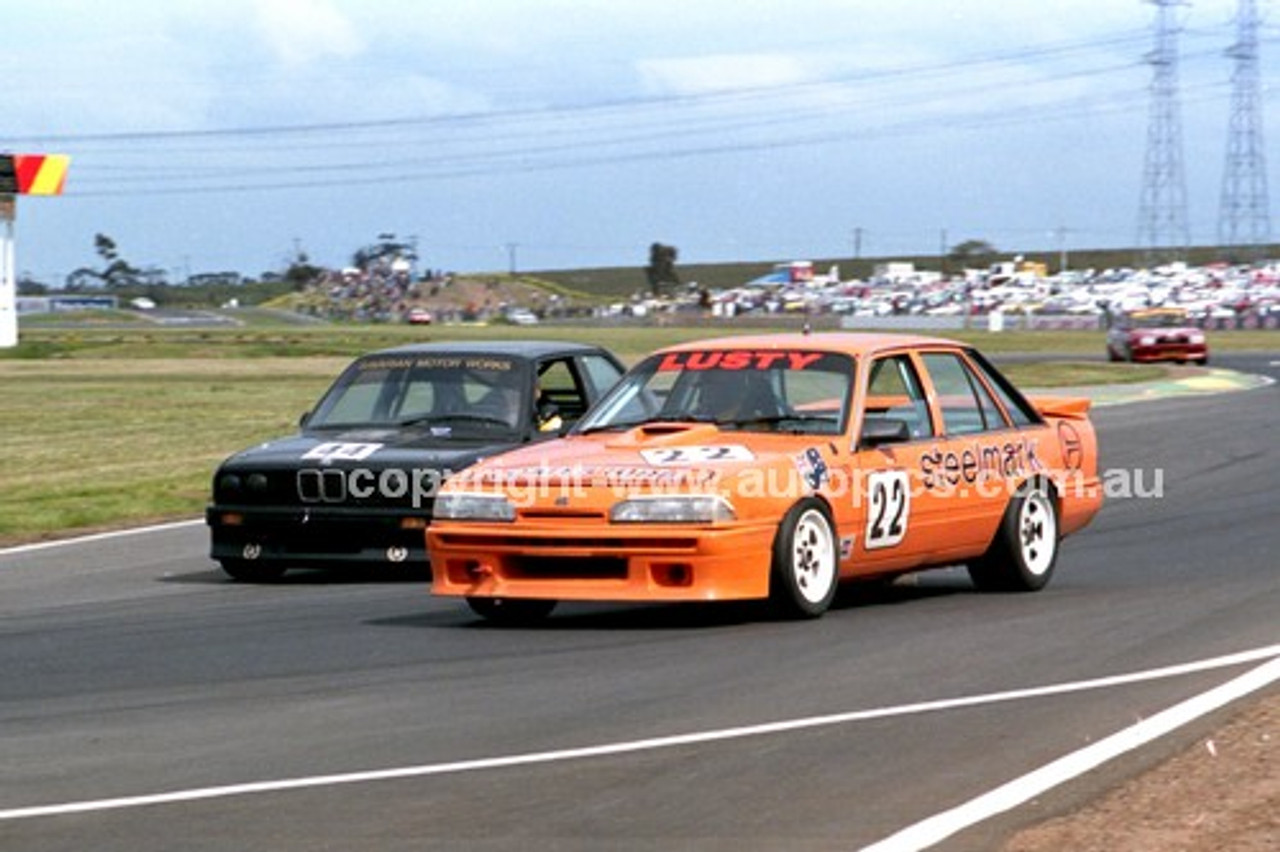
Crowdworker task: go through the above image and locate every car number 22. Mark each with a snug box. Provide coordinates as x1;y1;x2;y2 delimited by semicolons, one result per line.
865;470;909;549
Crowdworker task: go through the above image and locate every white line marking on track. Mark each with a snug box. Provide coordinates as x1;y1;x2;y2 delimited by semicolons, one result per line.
860;653;1280;851
1;644;1277;823
0;519;203;558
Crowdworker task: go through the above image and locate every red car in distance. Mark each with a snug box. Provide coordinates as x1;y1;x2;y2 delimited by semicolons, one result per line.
1107;308;1208;364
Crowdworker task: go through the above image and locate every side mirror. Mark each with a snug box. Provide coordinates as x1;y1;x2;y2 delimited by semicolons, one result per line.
298;410;312;429
859;417;910;448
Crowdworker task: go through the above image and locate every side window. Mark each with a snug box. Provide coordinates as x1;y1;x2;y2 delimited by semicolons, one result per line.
863;355;933;440
966;350;1039;427
920;352;1008;435
579;354;625;399
537;358;588;422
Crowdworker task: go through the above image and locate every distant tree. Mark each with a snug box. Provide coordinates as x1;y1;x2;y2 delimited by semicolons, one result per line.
645;242;680;296
16;275;47;295
948;239;999;269
283;249;324;289
65;233;143;290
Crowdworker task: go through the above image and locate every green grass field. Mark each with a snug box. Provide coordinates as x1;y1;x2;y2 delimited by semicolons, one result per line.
0;322;1262;544
8;321;1278;361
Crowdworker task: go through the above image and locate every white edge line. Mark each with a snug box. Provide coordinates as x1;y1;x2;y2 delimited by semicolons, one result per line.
0;519;204;558
1;643;1277;822
859;653;1280;852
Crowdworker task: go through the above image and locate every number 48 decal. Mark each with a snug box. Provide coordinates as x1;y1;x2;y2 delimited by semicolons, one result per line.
865;470;910;549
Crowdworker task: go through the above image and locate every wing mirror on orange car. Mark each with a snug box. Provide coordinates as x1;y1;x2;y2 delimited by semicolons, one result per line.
859;417;911;449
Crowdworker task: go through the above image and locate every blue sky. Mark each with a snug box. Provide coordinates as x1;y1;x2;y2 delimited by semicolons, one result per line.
1;0;1270;285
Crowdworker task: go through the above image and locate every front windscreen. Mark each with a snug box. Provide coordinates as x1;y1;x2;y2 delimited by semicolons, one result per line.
307;353;530;435
1131;312;1190;329
576;349;854;435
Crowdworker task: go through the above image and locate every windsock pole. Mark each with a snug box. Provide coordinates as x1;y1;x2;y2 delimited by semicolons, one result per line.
0;195;16;348
0;154;70;348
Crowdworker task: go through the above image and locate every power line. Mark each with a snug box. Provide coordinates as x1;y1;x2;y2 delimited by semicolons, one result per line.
4;28;1156;149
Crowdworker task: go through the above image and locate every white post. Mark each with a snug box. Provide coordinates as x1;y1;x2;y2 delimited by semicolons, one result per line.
988;308;1005;333
0;195;16;348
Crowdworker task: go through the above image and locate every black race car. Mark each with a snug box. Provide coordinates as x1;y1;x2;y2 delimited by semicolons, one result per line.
207;341;625;581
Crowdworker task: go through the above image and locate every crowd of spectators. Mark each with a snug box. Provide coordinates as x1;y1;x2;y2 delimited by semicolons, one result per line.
294;259;591;325
298;260;436;323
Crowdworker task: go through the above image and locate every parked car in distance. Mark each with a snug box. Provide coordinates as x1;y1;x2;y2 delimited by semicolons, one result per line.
428;332;1103;623
207;341;625;582
1107;307;1208;364
505;308;539;325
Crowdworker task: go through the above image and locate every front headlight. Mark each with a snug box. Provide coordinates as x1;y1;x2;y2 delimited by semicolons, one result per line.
1189;332;1205;344
610;495;736;524
1139;335;1157;346
433;492;516;522
217;473;242;496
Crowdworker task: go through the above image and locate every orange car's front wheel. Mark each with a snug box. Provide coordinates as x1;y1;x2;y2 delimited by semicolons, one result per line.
466;597;557;625
768;498;838;619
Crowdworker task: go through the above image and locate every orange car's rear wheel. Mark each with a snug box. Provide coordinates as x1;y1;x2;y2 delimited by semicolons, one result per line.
967;479;1059;592
769;498;838;619
466;596;557;625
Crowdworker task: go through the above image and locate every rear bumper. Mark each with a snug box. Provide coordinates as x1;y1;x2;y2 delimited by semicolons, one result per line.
428;521;778;602
1058;475;1104;536
206;505;429;566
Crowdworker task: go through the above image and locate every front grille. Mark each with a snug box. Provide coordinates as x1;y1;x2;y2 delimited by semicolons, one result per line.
298;468;347;503
518;509;608;520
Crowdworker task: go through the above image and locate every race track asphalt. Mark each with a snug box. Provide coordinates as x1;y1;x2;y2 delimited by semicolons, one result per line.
0;353;1276;851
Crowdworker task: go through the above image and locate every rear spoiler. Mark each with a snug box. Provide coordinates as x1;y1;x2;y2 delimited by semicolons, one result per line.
1027;395;1092;420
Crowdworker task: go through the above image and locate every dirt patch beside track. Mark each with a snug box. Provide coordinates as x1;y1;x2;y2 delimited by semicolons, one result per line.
1005;692;1279;851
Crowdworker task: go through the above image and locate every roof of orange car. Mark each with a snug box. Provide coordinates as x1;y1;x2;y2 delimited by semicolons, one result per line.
658;331;964;355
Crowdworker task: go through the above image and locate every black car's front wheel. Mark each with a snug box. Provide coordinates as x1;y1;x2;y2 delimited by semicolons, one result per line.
220;559;287;583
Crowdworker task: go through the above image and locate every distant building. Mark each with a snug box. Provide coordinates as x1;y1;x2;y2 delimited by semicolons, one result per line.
873;262;916;281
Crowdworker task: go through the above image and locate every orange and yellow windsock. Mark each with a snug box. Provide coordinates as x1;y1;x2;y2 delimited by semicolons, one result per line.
0;154;70;195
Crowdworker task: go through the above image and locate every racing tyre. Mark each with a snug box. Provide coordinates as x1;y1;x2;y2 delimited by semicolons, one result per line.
769;498;838;619
220;559;287;583
967;478;1059;592
466;597;557;625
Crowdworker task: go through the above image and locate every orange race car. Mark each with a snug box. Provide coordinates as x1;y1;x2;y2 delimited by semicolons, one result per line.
427;333;1102;622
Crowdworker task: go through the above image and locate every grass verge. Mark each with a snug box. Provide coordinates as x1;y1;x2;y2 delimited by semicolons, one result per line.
0;340;1173;545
